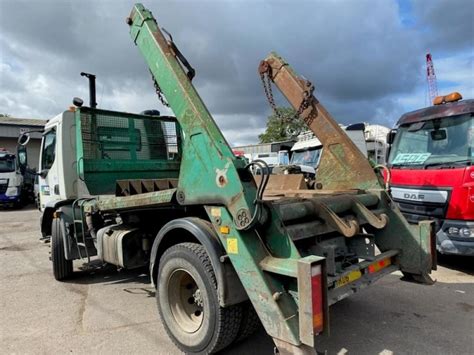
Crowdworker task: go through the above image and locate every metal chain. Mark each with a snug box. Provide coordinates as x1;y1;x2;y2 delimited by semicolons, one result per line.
149;70;170;107
260;71;280;118
260;68;316;128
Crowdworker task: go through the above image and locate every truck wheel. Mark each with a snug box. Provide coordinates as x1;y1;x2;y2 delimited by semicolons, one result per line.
157;243;242;354
51;218;73;281
234;301;262;343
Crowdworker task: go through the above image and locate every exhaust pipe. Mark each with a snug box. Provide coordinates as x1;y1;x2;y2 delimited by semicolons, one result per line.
80;72;97;108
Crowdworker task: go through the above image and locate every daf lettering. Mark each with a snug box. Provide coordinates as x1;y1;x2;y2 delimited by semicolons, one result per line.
404;193;425;200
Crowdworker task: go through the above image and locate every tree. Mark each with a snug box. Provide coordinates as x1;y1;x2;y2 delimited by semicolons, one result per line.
258;107;306;143
0;113;11;117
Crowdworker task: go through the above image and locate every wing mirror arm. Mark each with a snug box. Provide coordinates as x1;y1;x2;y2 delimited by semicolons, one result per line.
38;169;49;179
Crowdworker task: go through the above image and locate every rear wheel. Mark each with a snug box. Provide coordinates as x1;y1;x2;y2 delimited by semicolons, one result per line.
157;243;242;354
51;217;73;281
234;301;262;343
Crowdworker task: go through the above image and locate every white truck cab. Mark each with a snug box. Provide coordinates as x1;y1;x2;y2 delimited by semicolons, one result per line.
37;110;80;211
0;149;23;206
289;133;323;175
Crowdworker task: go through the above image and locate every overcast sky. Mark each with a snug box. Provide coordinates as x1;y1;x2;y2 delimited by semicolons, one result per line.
0;0;472;145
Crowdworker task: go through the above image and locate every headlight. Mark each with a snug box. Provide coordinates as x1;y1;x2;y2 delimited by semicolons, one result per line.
446;226;474;238
460;228;473;238
5;187;19;197
447;227;459;236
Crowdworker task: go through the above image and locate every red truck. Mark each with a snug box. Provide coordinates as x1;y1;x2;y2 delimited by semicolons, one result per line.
387;92;473;256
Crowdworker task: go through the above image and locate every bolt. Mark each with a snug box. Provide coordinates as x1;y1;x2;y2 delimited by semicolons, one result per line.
177;190;185;203
272;292;283;301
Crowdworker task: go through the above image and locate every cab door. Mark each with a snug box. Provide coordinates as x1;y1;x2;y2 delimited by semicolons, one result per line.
38;127;59;210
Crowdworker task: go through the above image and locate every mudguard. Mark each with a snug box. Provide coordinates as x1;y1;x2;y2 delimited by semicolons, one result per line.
150;217;248;307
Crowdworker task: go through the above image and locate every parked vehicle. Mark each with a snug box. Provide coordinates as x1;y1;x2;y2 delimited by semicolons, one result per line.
0;147;34;208
387;92;474;256
273;127;367;188
19;4;435;354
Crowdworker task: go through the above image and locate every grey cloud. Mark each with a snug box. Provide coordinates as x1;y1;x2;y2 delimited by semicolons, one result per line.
0;0;472;145
412;0;474;53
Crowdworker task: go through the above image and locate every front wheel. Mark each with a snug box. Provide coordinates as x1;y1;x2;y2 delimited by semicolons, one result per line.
157;243;242;354
51;217;73;281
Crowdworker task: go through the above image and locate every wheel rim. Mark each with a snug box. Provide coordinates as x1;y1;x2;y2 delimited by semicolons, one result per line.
168;269;204;333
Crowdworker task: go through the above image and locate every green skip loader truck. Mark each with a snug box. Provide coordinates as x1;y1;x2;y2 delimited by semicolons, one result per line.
19;4;436;354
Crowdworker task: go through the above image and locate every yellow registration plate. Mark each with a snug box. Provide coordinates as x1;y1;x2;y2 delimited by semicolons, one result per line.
335;270;362;288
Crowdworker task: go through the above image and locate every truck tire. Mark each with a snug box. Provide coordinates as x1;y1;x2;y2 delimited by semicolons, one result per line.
234;301;262;343
51;218;73;281
157;243;242;354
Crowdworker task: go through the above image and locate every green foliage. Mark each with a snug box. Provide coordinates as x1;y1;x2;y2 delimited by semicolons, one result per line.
258;107;305;143
0;113;11;117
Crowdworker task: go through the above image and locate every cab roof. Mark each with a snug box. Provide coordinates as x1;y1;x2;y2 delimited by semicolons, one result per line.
396;99;474;127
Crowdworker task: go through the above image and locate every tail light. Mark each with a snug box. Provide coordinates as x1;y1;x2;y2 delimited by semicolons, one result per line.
311;264;324;334
297;256;327;347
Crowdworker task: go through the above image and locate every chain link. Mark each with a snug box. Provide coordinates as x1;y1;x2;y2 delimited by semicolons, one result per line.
149;70;170;107
259;67;316;128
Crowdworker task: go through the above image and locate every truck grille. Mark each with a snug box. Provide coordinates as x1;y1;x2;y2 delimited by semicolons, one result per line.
394;200;448;230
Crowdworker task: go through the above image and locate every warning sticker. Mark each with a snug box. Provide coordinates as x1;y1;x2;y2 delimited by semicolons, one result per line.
392;153;431;165
227;238;238;254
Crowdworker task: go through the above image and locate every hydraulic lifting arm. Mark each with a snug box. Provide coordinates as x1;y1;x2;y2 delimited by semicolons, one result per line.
127;4;257;230
259;53;380;191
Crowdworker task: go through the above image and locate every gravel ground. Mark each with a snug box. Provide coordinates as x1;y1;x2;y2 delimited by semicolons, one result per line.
1;207;473;354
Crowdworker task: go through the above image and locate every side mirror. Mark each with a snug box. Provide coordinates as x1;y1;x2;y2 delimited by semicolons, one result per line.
387;129;397;145
18;133;31;146
17;145;28;175
431;129;447;141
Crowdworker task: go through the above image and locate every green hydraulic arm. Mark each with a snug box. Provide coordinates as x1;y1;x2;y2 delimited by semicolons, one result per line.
127;4;257;229
127;4;325;351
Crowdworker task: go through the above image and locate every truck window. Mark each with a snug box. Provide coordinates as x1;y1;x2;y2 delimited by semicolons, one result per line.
389;114;473;167
0;155;15;173
41;129;56;170
290;148;322;167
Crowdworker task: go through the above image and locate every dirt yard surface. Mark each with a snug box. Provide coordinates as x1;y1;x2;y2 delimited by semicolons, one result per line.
1;207;473;354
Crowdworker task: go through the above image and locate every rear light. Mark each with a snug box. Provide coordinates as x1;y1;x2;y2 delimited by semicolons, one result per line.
297;256;327;347
368;257;391;274
311;265;323;334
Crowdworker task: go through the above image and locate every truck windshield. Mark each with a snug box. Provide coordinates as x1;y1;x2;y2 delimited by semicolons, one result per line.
0;156;15;172
290;147;322;167
388;114;473;169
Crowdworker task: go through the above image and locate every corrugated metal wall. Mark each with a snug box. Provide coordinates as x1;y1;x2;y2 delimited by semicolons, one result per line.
0;122;43;170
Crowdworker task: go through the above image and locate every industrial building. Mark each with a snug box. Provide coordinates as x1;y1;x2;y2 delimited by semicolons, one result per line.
0;117;46;170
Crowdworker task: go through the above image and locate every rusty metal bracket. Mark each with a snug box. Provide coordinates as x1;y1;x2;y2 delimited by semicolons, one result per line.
350;197;389;229
310;200;358;237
